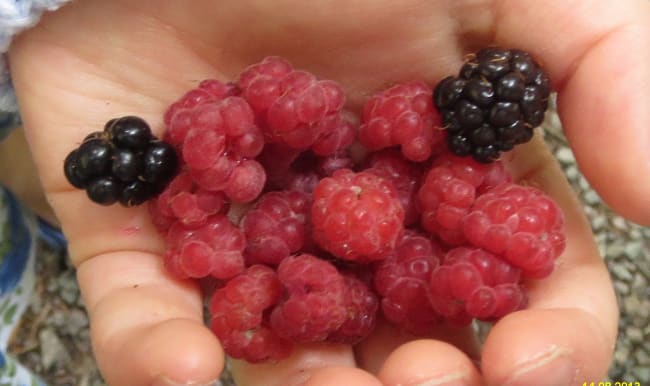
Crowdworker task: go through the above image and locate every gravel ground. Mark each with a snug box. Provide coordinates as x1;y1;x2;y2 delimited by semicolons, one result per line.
6;101;650;385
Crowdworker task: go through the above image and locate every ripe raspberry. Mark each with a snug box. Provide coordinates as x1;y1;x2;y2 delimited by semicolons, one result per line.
270;254;348;342
241;190;311;265
374;230;444;334
164;79;239;133
310;112;357;156
260;144;355;193
417;152;511;245
316;150;356;177
429;247;526;325
209;265;293;363
256;143;304;191
462;183;565;278
434;47;550;162
238;56;351;155
289;150;356;193
311;169;405;262
164;214;245;280
148;170;229;232
359;81;445;162
166;95;266;203
365;149;425;225
328;274;379;344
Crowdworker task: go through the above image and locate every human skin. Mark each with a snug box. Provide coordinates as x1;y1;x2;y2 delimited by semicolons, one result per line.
8;0;649;385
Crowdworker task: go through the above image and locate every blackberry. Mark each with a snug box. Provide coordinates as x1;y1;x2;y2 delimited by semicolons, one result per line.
434;47;550;162
63;116;179;207
76;138;114;177
86;176;122;205
142;141;178;183
63;150;89;189
105;116;153;149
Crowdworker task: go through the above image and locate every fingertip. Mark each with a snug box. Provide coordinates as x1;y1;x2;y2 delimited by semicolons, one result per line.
99;318;224;386
378;340;482;386
231;342;356;386
355;318;479;375
305;367;382;386
482;309;614;386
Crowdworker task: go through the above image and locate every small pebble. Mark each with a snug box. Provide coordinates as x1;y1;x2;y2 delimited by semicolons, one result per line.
39;328;71;370
613;281;630;296
583;189;601;205
624;241;644;260
610;263;634;282
611;216;629;231
632;366;650;384
555;147;575;164
625;326;644;344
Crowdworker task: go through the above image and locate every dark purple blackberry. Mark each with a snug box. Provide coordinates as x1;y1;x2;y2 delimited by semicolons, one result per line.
106;116;153;150
63;116;179;207
76;138;114;177
64;150;89;189
434;47;550;163
120;180;154;207
86;177;122;205
111;148;144;182
141;141;178;182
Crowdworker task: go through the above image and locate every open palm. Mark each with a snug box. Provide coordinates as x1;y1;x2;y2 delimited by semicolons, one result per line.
9;0;650;385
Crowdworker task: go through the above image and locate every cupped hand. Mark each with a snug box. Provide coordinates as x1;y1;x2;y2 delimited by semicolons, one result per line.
9;0;649;385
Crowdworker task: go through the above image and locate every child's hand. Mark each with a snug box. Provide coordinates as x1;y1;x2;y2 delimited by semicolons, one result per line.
10;0;648;384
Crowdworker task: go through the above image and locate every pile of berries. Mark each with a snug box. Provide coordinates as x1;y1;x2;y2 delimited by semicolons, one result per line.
64;49;564;363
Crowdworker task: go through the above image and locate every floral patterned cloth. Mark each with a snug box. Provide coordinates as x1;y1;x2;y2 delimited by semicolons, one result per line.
1;2;74;383
0;187;50;386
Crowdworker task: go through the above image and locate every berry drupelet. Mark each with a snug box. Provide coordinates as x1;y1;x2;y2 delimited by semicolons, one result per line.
433;47;551;162
63;116;178;206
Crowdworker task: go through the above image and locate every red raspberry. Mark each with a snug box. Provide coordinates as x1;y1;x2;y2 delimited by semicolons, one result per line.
316;150;356;177
163;214;245;280
311;169;405;262
164;80;240;143
310;112;357;156
365;149;424;226
257;143;304;191
165;90;266;203
373;230;444;334
418;152;511;245
287;150;356;193
462;183;566;278
328;274;379;344
148;170;229;232
270;254;348;342
429;247;526;325
359;81;445;162
241;190;311;265
209;265;293;363
238;56;351;155
260;144;356;193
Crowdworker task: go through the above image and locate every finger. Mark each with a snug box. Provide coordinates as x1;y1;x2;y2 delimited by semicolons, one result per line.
354;318;480;375
304;367;382;386
492;0;650;224
479;135;619;386
377;340;484;386
230;343;360;386
78;251;224;386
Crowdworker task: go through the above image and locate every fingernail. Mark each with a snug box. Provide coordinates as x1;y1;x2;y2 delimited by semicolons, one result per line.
151;375;221;386
504;345;577;386
409;372;470;386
